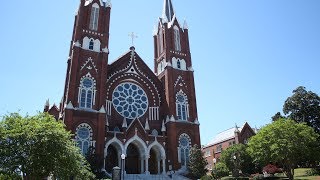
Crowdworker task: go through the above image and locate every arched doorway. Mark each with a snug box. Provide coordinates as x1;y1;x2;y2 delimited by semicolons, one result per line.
149;146;163;174
105;145;119;173
126;143;140;174
149;148;158;174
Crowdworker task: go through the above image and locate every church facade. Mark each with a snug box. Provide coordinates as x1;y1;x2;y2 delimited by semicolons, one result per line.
45;0;200;176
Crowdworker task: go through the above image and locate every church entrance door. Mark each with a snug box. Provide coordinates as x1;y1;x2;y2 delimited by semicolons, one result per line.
105;145;119;173
126;143;140;174
149;148;159;174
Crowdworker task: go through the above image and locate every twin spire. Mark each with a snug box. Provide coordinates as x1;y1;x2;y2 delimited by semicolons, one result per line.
162;0;175;22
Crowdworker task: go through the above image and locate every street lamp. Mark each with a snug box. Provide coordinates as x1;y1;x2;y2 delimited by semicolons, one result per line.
121;154;126;180
212;158;217;176
233;154;238;177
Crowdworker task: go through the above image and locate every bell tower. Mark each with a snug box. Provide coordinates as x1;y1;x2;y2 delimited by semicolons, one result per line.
154;0;200;170
61;0;112;162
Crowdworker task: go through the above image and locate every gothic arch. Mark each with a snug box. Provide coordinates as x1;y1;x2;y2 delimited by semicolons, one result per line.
124;134;147;157
147;141;166;159
172;57;186;70
104;137;125;157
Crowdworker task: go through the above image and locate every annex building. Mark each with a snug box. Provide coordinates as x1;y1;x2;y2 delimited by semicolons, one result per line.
202;123;256;171
45;0;201;178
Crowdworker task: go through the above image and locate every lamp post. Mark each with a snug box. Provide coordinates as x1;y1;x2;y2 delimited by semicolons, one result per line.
212;158;217;176
233;154;238;177
121;154;126;180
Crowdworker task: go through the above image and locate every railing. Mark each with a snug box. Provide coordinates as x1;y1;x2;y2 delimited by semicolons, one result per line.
124;174;170;180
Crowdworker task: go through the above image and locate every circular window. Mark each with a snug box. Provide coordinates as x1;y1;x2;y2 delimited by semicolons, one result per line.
77;127;90;140
180;136;189;147
112;82;148;119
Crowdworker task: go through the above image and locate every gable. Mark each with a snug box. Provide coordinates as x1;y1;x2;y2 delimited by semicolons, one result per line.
106;48;164;108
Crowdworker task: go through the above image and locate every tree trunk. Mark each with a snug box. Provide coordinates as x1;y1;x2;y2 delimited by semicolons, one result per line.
284;167;294;180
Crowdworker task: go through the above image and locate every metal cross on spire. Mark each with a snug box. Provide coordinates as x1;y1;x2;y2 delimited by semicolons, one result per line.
128;32;138;46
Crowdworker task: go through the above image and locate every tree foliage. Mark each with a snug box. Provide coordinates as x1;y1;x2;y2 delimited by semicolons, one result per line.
271;112;285;122
86;146;106;179
247;119;320;180
212;162;229;179
283;86;320;133
220;144;255;175
188;144;208;179
0;112;94;179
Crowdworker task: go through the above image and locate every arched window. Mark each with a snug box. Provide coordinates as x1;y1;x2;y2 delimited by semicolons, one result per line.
177;59;181;69
174;26;181;51
79;76;95;109
89;39;94;50
76;123;92;155
89;3;99;31
158;29;164;55
179;133;191;167
176;91;188;121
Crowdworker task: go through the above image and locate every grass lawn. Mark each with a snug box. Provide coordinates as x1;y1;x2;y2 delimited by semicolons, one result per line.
219;168;320;180
274;168;320;180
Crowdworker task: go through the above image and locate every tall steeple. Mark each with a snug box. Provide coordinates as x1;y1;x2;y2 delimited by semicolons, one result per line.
162;0;175;22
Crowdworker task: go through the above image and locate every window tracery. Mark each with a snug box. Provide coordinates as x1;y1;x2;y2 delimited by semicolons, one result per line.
112;82;149;119
79;75;96;109
75;123;93;155
176;91;188;121
178;133;191;166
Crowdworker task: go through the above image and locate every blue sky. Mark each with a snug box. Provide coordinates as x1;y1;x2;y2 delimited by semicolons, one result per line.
0;0;319;145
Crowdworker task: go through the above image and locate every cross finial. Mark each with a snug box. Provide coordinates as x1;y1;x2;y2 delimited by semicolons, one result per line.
128;32;138;46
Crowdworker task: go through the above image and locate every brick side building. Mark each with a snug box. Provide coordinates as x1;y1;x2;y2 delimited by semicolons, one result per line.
202;123;256;171
44;0;200;177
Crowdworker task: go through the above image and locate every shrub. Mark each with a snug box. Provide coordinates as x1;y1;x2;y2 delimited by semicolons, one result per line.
212;162;229;179
252;174;264;180
221;177;249;180
262;164;281;175
0;173;22;180
200;174;214;180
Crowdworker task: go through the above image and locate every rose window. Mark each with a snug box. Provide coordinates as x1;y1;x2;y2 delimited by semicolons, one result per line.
112;82;148;119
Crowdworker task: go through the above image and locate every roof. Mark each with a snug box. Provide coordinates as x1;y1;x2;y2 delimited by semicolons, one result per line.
162;0;175;22
205;126;243;148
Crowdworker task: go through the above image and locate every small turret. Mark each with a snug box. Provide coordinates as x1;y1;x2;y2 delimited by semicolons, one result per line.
44;99;50;112
234;124;240;144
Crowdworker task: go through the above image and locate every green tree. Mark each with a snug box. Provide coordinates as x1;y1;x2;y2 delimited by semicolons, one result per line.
188;144;208;179
220;144;255;176
212;162;229;179
271;112;285;122
0;112;94;179
283;86;320;133
86;146;106;179
247;119;320;180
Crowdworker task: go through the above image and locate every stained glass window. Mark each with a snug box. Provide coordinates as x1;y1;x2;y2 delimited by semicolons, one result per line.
76;124;92;155
79;77;94;109
112;83;148;119
179;134;191;167
176;93;188;121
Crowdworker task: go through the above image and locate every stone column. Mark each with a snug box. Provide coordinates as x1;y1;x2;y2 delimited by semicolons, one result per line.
140;157;144;173
145;155;150;175
162;157;166;174
157;160;161;174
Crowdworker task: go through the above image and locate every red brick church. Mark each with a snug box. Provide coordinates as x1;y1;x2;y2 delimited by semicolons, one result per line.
45;0;200;177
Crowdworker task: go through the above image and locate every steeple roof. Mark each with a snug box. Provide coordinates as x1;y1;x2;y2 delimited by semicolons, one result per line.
162;0;175;22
